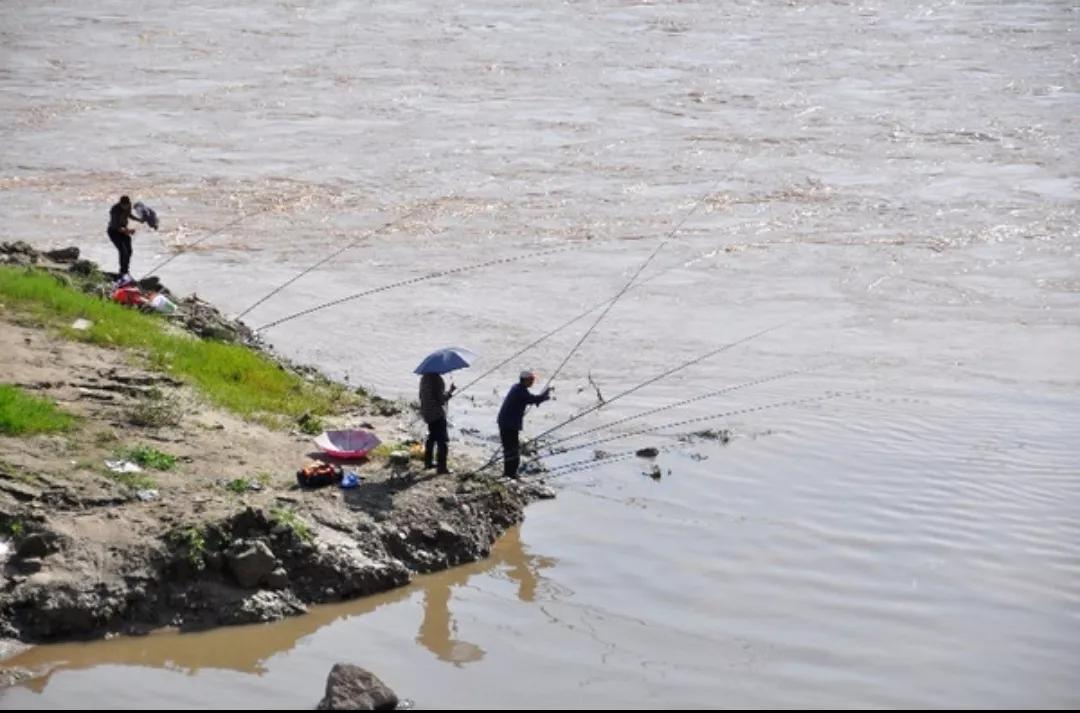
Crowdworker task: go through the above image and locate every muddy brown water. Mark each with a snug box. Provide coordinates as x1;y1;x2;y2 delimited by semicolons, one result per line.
1;0;1078;708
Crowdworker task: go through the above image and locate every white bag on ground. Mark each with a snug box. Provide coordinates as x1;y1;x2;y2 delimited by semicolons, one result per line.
148;293;178;314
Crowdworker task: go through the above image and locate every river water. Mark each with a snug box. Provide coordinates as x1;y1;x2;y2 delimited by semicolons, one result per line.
1;0;1078;708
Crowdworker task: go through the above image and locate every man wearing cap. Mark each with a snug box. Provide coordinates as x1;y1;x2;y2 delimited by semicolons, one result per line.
496;370;552;478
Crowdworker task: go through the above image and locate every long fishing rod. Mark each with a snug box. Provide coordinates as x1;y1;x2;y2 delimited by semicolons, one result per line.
234;202;432;320
524;386;911;481
142;201;286;277
243;133;691;328
454;268;671;397
468;319;791;475
257;179;778;337
453;206;796;398
413;178;788;433
528;319;793;449
544;366;819;449
541;154;749;390
546;389;859;457
526;443;678;480
245;133;702;323
518;388;861;471
253;241;591;332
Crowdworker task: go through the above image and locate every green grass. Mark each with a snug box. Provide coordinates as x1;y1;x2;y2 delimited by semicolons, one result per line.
116;444;177;470
2;519;25;538
0;384;77;436
270;506;314;543
225;471;274;494
370;440;424;461
296;412;324;435
369;442;400;459
224;477;251;494
0;267;356;424
169;525;207;569
107;470;158;490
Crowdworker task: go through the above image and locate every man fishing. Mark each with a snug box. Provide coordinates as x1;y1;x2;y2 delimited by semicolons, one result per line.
106;195;145;280
419;371;455;474
497;370;552;478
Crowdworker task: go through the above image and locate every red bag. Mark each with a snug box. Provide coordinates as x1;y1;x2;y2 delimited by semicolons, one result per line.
296;463;343;489
111;286;146;306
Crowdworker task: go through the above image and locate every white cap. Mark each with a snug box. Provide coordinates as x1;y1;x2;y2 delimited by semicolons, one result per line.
519;369;536;380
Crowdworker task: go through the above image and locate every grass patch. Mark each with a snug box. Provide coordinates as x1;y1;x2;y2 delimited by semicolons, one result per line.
169;525;207;569
270;506;314;543
116;444;177;471
2;519;25;538
107;470;157;490
296;412;324;436
224;471;274;494
0;384;77;436
224;477;251;494
369;442;400;459
0;267;358;423
369;441;424;464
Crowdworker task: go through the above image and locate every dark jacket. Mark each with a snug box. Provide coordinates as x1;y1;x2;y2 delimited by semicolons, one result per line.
108;202;131;233
109;202;146;233
419;373;450;423
497;383;550;431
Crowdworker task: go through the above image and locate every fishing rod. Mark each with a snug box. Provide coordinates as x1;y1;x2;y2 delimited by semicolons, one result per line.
453;205;800;398
542;389;861;458
541;153;750;390
522;385;912;481
465;152;759;474
527;319;793;449
411;204;793;440
253;240;592;332
142;200;290;277
525;443;678;480
514;388;862;474
236;130;708;319
234;202;432;320
468;319;791;475
543;365;822;449
454;269;669;397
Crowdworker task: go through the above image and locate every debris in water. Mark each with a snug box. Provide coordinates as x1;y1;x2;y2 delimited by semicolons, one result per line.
694;428;731;443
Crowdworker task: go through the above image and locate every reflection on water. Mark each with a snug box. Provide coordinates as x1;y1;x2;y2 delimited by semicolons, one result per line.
417;526;555;667
4;526;554;690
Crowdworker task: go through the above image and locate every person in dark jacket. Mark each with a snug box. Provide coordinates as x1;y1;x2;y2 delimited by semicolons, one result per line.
106;195;145;278
419;372;456;474
496;370;552;478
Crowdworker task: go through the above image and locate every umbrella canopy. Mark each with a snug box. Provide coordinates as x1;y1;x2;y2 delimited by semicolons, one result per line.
413;346;477;375
313;429;381;459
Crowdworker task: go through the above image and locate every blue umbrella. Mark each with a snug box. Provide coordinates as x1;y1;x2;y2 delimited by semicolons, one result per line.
413;347;478;375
